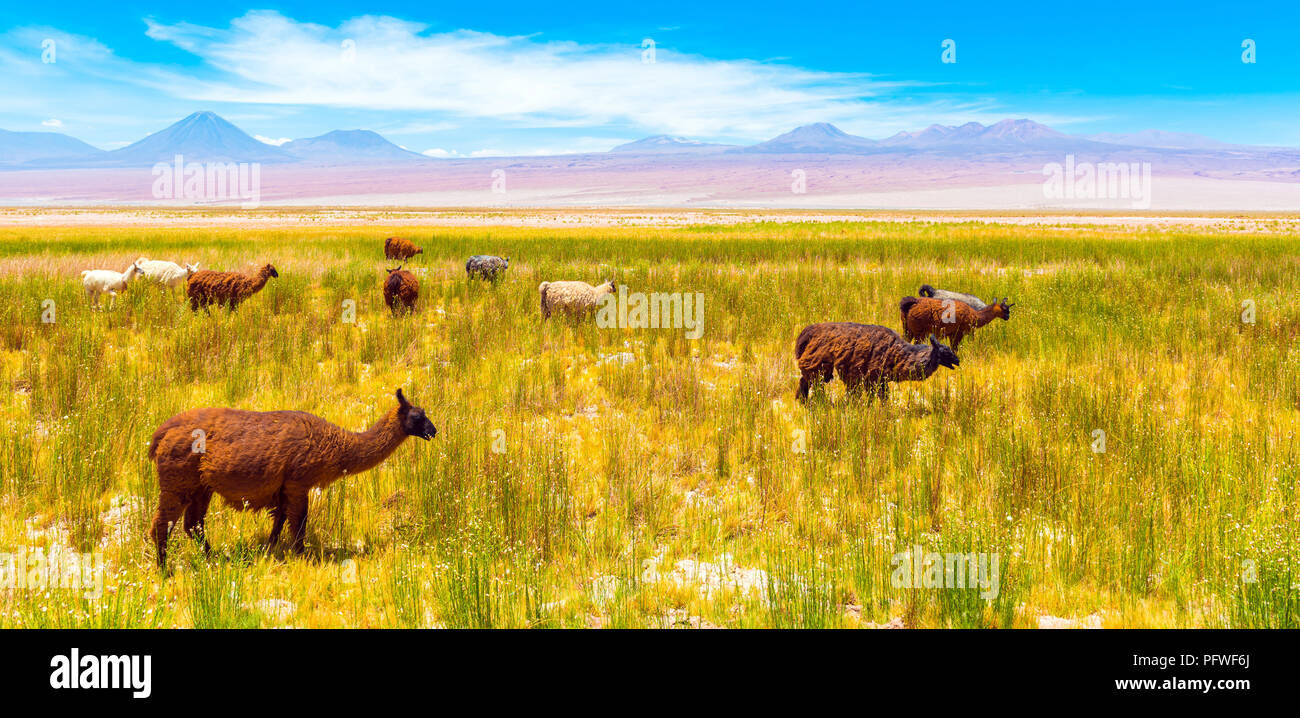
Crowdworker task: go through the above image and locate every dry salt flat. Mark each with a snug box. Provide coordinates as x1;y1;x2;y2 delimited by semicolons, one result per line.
2;206;1299;231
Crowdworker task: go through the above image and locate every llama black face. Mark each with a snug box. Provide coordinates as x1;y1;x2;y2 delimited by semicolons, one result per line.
400;406;437;440
929;336;960;369
395;388;437;440
267;265;280;278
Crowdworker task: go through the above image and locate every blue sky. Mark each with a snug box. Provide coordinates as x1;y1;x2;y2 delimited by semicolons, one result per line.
2;1;1298;154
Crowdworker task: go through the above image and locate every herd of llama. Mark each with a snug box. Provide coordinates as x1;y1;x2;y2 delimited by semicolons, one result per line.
77;234;1012;568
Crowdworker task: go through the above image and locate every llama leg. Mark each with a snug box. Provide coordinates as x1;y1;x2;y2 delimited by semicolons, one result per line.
183;487;213;554
950;334;962;352
266;500;287;552
842;369;864;400
875;383;890;405
797;373;811;400
285;491;310;555
150;490;187;568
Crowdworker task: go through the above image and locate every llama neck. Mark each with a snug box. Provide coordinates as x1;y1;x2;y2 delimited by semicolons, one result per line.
339;409;408;476
247;270;272;293
973;305;1001;327
922;345;941;377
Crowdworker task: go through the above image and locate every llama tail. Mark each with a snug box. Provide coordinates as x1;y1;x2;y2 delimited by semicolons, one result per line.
919;284;936;298
147;421;173;461
794;325;816;361
899;296;920;317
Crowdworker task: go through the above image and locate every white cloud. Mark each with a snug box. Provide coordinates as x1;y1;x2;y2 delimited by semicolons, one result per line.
0;14;1111;147
421;148;506;158
421;136;626;158
41;118;63;127
138;11;948;138
383;121;459;135
255;134;292;146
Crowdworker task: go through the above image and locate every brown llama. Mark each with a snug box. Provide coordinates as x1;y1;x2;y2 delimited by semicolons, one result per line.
147;388;437;567
187;264;279;312
383;265;419;315
384;236;423;261
899;295;1012;351
795;323;959;403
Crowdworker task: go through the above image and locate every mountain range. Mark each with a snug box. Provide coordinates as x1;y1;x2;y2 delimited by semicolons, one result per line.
610;135;736;153
0;129;105;164
0;111;1288;169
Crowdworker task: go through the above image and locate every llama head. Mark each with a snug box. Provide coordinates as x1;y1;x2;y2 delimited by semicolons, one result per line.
919;284;936;298
263;264;280;279
603;278;617;292
929;335;960;370
993;297;1013;320
127;260;144;279
395;388;437;440
414;246;424;256
387;264;403;274
503;256;510;267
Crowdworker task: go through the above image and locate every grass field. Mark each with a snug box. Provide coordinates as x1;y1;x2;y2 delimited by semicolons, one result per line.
0;220;1296;628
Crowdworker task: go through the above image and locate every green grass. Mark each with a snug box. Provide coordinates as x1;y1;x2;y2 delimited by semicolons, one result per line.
0;220;1296;628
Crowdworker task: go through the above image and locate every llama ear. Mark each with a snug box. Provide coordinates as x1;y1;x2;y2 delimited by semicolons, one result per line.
396;388;410;408
929;334;941;348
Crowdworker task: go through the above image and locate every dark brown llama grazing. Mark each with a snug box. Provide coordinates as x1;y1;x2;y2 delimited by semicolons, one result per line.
147;388;437;567
900;295;1013;351
383;265;419;315
384;236;423;261
187;264;279;312
795;323;959;403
